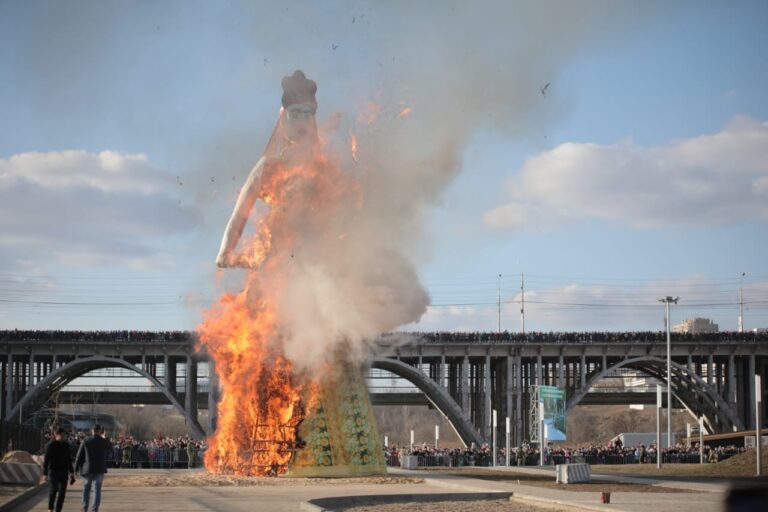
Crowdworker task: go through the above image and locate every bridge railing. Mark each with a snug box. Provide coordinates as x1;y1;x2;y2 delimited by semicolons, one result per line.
4;330;768;345
382;331;768;345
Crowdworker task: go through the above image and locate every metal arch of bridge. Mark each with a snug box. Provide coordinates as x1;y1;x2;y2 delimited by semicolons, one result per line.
8;355;206;438
566;356;745;433
371;358;484;448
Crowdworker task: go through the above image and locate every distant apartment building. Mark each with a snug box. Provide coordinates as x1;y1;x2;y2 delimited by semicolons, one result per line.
672;317;719;334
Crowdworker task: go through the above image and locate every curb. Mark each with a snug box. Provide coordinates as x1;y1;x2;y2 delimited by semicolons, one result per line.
423;476;622;512
511;492;623;512
0;483;46;512
299;501;327;512
303;492;515;512
422;476;508;493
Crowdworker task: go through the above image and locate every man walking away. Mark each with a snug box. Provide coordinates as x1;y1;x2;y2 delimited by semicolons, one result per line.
43;428;75;512
75;424;111;512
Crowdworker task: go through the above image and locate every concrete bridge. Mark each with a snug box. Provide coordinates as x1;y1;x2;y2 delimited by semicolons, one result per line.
2;330;767;447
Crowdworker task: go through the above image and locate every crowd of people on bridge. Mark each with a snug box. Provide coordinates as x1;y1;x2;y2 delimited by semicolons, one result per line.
4;329;768;344
393;330;768;344
0;330;191;343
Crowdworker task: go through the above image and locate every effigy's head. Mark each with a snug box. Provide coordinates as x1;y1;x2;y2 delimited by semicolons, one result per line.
281;70;317;145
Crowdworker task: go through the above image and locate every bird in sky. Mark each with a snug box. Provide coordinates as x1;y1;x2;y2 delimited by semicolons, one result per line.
540;82;550;97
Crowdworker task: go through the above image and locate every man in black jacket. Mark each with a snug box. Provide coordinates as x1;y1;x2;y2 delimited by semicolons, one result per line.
43;428;75;512
75;424;111;512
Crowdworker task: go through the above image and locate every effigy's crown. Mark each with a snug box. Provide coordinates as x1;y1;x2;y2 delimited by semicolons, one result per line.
281;70;317;112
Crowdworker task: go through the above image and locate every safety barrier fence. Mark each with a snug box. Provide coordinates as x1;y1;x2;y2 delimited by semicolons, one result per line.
0;421;43;458
102;446;206;469
385;450;738;467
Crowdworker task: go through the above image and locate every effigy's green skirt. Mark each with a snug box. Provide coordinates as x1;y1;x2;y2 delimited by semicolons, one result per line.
286;364;386;477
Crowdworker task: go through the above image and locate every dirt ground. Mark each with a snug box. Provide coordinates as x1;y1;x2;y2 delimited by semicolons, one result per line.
337;498;570;512
428;468;692;492
101;472;424;487
591;449;768;478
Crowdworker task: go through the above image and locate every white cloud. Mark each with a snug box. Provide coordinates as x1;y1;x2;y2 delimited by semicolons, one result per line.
0;150;169;194
397;276;768;333
484;115;768;229
0;150;201;269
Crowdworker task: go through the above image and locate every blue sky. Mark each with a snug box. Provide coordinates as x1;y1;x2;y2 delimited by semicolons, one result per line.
1;0;766;333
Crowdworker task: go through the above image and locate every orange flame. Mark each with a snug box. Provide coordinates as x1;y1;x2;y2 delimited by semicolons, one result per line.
198;125;361;476
398;107;413;119
198;290;314;475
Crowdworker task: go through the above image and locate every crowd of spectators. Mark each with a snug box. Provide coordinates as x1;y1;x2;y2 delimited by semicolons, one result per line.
4;329;767;345
384;440;748;467
110;434;206;468
0;330;191;343
389;330;768;344
44;429;207;469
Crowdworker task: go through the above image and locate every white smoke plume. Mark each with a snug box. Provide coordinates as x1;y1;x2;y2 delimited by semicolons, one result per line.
217;1;660;370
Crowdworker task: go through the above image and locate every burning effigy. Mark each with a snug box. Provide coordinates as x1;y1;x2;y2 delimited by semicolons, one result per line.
197;70;427;477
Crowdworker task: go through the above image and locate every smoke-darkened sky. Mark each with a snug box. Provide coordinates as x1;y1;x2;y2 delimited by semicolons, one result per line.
1;0;767;332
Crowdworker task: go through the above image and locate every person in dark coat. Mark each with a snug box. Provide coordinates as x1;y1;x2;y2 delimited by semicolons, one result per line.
75;424;111;512
43;428;75;512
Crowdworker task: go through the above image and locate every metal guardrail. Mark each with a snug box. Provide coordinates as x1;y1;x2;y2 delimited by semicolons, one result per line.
104;446;206;468
0;421;43;457
384;450;738;467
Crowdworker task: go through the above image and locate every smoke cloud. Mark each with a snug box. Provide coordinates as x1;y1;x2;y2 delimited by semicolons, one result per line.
213;1;660;370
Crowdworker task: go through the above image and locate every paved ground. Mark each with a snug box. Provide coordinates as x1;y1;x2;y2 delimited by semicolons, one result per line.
12;467;733;512
406;466;729;512
12;471;433;512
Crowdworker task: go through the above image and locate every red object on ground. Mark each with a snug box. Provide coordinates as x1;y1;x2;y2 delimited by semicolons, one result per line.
600;492;611;503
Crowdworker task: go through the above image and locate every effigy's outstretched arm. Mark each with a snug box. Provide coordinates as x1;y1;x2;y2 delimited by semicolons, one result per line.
216;156;265;268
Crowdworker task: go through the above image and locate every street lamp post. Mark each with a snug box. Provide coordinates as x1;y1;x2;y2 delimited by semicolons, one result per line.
658;296;679;448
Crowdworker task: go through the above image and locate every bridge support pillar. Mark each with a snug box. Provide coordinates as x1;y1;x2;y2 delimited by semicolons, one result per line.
536;355;542;387
167;357;177;394
558;355;564;388
580;354;586;390
28;353;34;389
687;354;693;373
441;354;446;388
484;354;491;441
209;360;219;434
5;353;12;419
707;354;713;387
728;354;736;406
185;356;198;422
462;356;470;422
